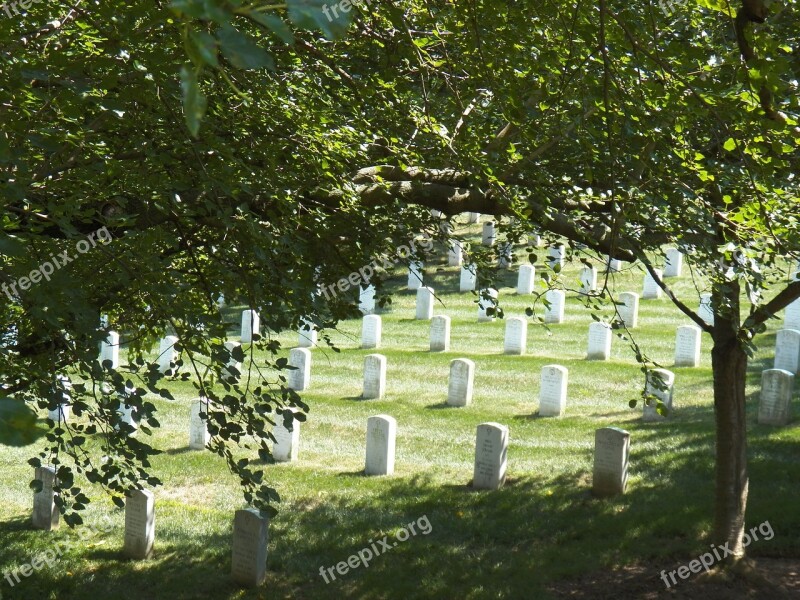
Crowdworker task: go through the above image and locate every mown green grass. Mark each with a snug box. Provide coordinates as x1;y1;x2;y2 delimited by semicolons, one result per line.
1;220;798;600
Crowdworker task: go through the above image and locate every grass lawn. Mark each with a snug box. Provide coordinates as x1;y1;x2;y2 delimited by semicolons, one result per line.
1;219;799;599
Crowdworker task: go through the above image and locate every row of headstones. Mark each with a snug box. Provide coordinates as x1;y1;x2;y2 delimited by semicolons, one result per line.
30;467;268;586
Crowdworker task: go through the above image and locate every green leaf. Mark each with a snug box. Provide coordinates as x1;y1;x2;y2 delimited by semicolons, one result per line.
180;65;207;138
287;0;352;40
723;138;737;152
0;398;45;447
248;11;295;44
188;30;219;68
217;25;275;71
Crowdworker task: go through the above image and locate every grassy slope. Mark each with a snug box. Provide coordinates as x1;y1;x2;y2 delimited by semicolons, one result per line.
1;220;798;600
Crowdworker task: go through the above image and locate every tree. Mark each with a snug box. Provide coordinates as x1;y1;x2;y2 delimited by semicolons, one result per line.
2;0;799;563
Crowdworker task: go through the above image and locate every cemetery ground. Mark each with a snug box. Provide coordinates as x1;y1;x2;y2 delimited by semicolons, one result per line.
1;225;799;599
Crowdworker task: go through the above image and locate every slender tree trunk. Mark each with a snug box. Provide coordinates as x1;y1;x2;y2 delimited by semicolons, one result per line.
711;292;749;559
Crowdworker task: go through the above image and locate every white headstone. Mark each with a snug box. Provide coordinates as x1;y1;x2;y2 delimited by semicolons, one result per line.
548;245;565;270
361;314;382;349
675;325;702;367
189;398;211;450
117;401;138;435
587;322;612;360
298;319;317;348
477;288;498;322
288;348;311;391
459;264;477;292
224;341;242;380
504;317;527;355
482;221;496;246
617;292;639;328
774;329;800;374
447;358;475;406
528;232;542;247
539;365;568;417
448;240;463;267
273;409;300;462
785;298;800;331
698;293;714;326
592;427;630;497
48;375;71;423
359;284;376;315
365;415;396;475
517;265;535;295
758;369;793;426
472;423;508;490
241;310;260;343
643;369;675;421
415;286;435;320
157;335;179;374
606;256;623;272
642;269;663;299
544;290;565;324
32;465;58;530
467;212;480;224
362;354;387;400
579;267;598;295
100;331;120;368
430;315;451;352
664;248;683;277
231;508;269;587
124;489;155;560
407;262;423;290
498;242;513;268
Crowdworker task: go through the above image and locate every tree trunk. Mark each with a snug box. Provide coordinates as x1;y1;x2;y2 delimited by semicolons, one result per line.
711;306;749;558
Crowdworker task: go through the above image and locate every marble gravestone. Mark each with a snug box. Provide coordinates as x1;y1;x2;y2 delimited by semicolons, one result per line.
504;317;527;355
617;292;639;328
482;221;496;246
539;365;568;417
273;409;300;462
642;269;663;299
467;212;480;224
587;322;612;360
359;284;376;315
544;290;565;324
32;465;59;530
224;341;242;380
157;335;179;374
415;286;435;320
548;245;565;270
517;264;535;295
288;348;311;391
664;248;683;277
240;310;260;344
407;261;424;290
606;255;623;272
774;329;800;374
498;242;513;268
48;375;72;423
674;325;702;367
698;293;714;326
758;369;794;426
592;427;630;497
297;319;317;348
448;240;463;267
231;508;269;587
447;358;475;407
785;298;800;331
477;288;498;322
528;232;542;247
472;423;508;490
460;264;477;292
361;314;382;349
579;266;597;295
430;315;451;352
643;369;675;421
362;354;387;400
100;331;120;368
365;415;396;475
189;398;211;450
123;489;155;560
